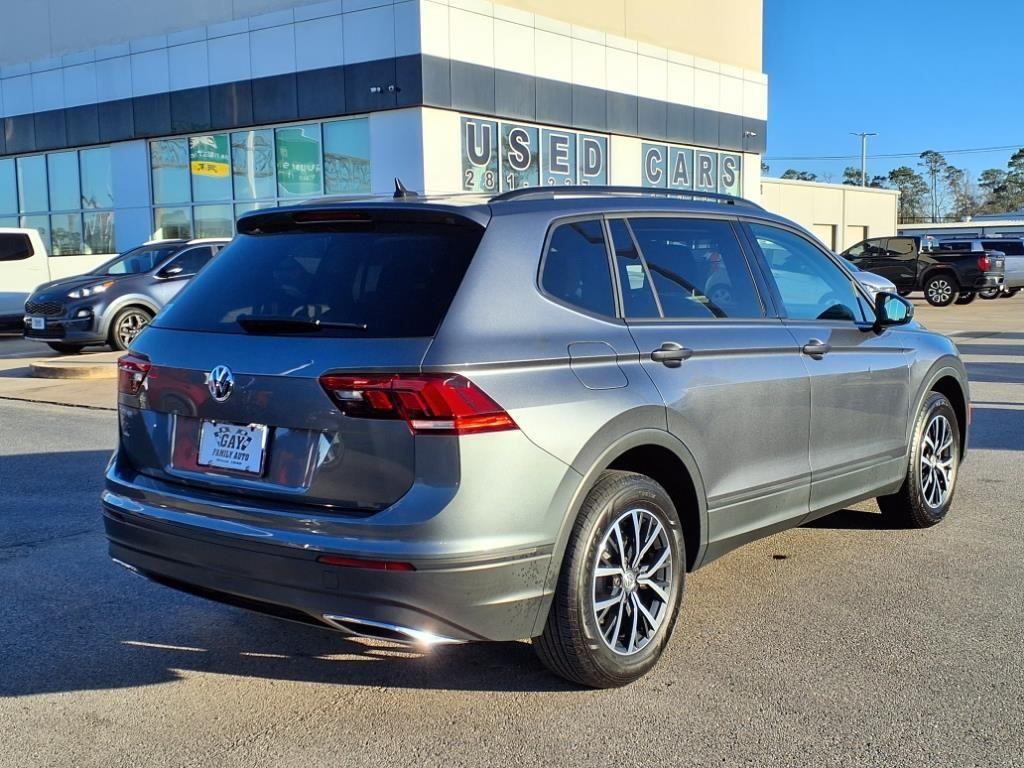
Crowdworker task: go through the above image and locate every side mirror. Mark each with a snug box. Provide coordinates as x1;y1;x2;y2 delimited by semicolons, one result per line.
874;291;914;331
158;264;185;279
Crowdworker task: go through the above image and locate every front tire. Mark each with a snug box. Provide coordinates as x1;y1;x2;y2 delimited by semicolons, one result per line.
108;307;153;351
877;392;960;528
534;470;684;688
924;274;958;307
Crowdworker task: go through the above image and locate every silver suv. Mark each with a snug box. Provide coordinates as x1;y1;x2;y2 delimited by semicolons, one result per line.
104;188;969;687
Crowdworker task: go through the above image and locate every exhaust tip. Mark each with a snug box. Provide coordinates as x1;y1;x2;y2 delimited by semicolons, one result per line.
322;614;461;647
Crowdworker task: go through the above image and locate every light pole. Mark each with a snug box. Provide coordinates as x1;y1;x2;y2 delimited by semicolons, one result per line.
851;132;877;186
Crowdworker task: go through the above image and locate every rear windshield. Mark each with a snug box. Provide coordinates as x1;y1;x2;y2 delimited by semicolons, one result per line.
154;219;483;338
983;240;1024;255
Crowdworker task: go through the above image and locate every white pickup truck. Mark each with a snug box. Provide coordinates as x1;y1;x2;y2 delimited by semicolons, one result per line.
0;228;109;326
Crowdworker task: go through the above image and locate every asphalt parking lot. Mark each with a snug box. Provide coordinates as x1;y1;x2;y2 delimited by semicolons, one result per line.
1;300;1022;768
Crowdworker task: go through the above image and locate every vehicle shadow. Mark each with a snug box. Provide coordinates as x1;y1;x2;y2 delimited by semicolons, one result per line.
0;449;576;697
803;506;901;530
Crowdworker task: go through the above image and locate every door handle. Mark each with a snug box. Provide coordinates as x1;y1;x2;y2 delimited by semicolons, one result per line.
801;339;832;359
651;342;694;368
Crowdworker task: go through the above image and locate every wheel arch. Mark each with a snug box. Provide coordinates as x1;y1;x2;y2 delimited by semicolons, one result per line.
912;362;969;460
532;427;708;637
100;296;159;338
920;265;960;289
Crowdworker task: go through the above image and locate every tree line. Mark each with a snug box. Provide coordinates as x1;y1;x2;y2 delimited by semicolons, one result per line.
767;149;1024;223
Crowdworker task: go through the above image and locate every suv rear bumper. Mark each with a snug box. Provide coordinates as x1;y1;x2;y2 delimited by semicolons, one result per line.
102;488;554;643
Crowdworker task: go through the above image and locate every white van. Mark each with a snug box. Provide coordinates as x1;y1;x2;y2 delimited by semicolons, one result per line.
0;228;109;324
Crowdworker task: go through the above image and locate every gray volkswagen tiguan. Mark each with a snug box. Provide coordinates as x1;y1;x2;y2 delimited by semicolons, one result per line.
104;187;969;687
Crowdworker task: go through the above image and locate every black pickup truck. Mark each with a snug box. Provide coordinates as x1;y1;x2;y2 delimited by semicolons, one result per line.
841;235;1005;306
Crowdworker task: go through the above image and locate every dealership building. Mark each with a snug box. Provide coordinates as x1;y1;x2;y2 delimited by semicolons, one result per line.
0;0;890;267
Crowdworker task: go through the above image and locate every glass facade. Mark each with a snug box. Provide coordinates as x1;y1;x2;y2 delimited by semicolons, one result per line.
149;117;370;239
0;147;115;255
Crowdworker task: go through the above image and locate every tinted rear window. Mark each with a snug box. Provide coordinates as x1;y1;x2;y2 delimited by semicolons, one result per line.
155;219;483;338
0;233;33;261
983;240;1024;255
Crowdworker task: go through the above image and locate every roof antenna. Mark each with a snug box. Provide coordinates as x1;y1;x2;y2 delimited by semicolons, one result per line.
393;177;419;199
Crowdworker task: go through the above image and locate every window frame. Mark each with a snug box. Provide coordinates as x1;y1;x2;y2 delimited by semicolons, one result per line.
536;214;624;324
537;211;779;325
612;213;771;323
738;218;878;328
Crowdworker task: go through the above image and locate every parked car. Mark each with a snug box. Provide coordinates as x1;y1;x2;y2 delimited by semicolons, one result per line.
0;228;53;328
841;235;1005;306
936;237;1024;299
23;238;230;353
842;258;897;299
104;188;969;688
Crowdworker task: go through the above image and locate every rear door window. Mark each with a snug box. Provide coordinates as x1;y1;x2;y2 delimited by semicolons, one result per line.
628;217;763;318
155;216;483;338
541;219;615;317
885;237;916;256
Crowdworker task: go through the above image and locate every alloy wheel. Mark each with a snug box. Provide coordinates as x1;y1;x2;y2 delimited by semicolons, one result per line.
117;311;150;348
928;279;953;304
920;414;956;509
592;508;673;656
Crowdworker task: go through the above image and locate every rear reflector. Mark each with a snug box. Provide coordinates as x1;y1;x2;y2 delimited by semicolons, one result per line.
317;555;416;571
117;353;152;396
319;373;517;436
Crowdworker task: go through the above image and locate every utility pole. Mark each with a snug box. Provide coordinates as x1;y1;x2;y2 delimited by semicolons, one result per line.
851;132;878;186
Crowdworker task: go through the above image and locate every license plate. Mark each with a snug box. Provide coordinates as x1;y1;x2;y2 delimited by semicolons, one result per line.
30;317;45;330
197;421;268;475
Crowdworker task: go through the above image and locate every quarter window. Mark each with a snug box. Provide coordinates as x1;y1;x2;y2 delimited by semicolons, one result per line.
629;217;763;318
541;219;616;317
751;224;868;323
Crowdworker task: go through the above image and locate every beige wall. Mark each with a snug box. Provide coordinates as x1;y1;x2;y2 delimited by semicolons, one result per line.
760;179;899;252
499;0;763;70
1;0;763;71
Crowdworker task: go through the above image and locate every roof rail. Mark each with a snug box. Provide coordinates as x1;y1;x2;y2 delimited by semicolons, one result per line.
489;185;764;210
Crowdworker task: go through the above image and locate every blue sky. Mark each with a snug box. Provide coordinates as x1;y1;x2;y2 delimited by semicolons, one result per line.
763;0;1024;183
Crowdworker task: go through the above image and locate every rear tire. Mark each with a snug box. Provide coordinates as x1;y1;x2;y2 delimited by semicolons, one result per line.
897;289;913;298
877;392;960;528
46;342;85;355
1003;288;1020;298
979;287;1002;300
924;274;958;307
954;291;976;305
533;470;684;688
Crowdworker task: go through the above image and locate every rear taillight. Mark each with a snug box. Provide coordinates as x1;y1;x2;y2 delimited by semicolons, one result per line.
319;373;517;435
117;353;152;396
978;254;991;271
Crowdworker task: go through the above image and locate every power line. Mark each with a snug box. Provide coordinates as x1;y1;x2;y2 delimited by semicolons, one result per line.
764;144;1023;163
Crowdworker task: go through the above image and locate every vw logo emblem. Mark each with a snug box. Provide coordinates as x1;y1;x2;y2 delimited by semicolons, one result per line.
207;365;235;402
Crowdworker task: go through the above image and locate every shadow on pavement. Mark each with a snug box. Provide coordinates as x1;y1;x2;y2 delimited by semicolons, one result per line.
803;506;900;531
965;361;1024;384
955;343;1024;357
969;406;1024;451
0;449;575;697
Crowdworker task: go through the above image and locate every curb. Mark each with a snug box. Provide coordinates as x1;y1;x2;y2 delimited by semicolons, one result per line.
28;359;117;380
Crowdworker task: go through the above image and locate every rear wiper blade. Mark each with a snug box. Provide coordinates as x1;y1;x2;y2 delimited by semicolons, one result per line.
236;315;368;333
